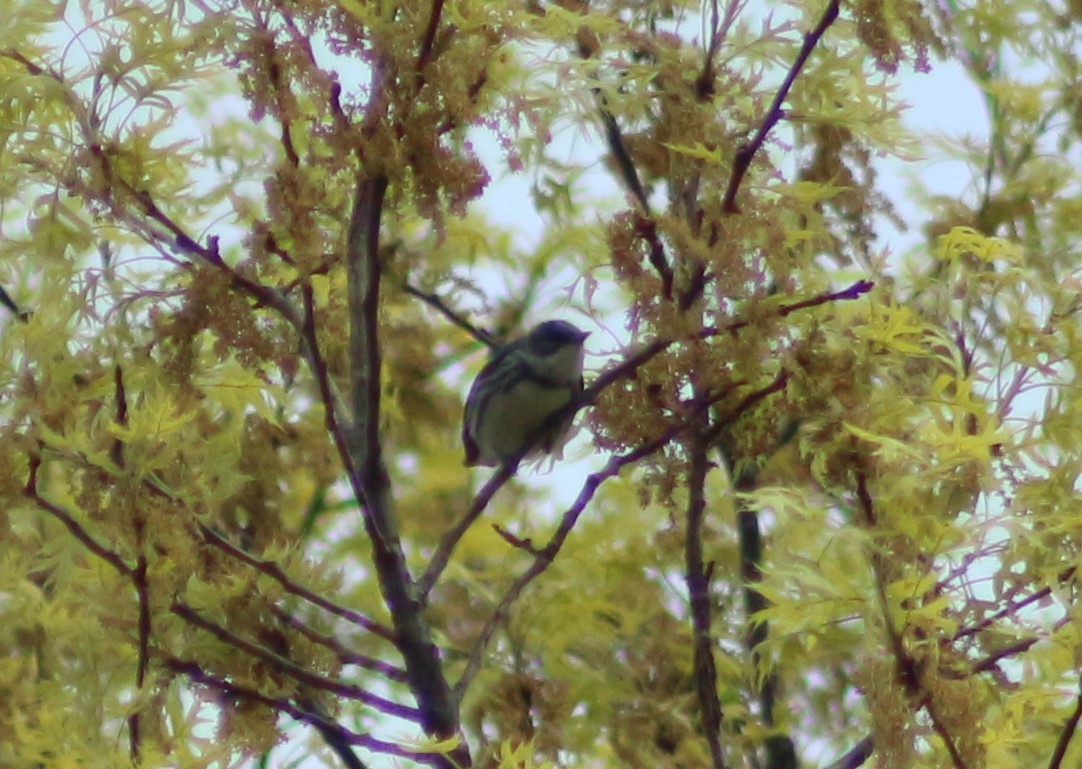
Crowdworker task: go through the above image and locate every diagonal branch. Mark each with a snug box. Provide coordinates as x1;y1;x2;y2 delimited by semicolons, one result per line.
453;427;683;698
824;736;875;769
1049;679;1082;769
417;0;447;75
161;655;442;763
404;282;497;348
420;464;515;597
197;523;394;640
29;486;134;578
720;0;841;214
0;282;29;320
269;605;408;683
171;601;419;720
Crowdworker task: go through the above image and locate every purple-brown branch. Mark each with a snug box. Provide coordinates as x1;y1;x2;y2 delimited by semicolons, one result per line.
29;486;134;577
720;0;842;215
686;433;728;769
404;282;498;349
952;566;1075;643
824;736;875;769
171;601;419;720
344;173;464;758
857;472;968;769
162;655;437;763
453;429;681;698
1049;680;1082;769
417;0;446;75
198;523;393;640
269;605;408;683
419;464;515;597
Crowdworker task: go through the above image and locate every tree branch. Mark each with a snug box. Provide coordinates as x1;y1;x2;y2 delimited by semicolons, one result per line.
197;523;393;640
0;282;29;320
344;175;464;757
29;486;134;578
454;424;688;697
417;0;446;75
686;433;728;769
161;656;443;764
1049;679;1082;769
857;472;967;769
269;605;408;683
420;464;515;597
404;282;497;349
171;601;419;720
824;736;874;769
720;0;841;214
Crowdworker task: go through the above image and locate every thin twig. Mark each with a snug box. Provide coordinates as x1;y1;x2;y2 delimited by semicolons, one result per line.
198;524;393;641
720;0;841;214
952;566;1075;642
170;601;420;721
30;489;133;577
269;605;408;683
970;636;1038;675
1049;679;1082;769
453;427;686;698
404;283;497;348
162;656;439;763
824;736;874;769
591;69;673;292
420;465;514;596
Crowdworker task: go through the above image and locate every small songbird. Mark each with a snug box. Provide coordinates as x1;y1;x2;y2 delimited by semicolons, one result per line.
462;320;589;467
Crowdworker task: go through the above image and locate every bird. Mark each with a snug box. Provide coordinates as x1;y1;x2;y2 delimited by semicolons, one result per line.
463;320;589;467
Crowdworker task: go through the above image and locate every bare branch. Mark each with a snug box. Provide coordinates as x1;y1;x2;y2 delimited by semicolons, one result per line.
721;0;841;214
952;565;1075;643
344;175;463;755
198;523;394;641
404;282;497;349
1049;679;1082;769
420;464;515;597
970;636;1038;675
161;656;443;764
686;433;728;769
171;601;420;721
269;606;408;683
824;736;874;769
29;487;134;578
346;175;391;509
